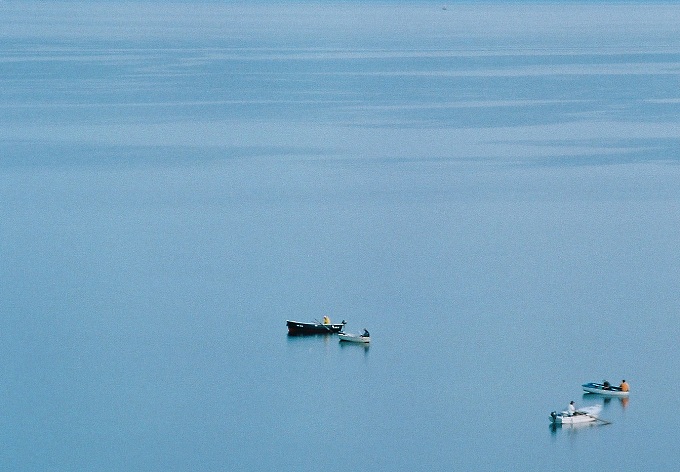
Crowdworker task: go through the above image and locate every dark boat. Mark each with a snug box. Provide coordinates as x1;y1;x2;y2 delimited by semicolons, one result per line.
286;319;346;335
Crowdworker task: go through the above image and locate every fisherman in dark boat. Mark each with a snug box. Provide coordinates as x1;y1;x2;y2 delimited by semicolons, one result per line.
361;329;370;338
603;380;611;390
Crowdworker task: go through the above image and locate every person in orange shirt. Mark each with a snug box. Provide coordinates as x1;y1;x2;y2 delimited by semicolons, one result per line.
620;380;630;392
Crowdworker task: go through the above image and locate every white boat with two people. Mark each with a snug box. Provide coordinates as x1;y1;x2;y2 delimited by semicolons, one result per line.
582;381;630;397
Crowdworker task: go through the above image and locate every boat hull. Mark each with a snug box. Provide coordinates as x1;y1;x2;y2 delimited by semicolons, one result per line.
582;383;629;397
286;320;345;335
338;333;370;343
550;413;597;425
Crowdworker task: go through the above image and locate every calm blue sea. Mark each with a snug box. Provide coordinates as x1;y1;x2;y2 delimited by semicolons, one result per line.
2;1;680;470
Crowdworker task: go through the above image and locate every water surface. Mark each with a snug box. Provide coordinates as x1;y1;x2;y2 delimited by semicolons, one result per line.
2;2;680;470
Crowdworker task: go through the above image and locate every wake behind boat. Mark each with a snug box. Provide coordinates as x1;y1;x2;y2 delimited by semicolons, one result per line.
286;319;346;335
550;404;604;425
582;381;630;397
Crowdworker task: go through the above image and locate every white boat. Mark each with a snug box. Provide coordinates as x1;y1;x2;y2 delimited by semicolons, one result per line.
582;382;629;397
550;404;603;425
338;330;370;344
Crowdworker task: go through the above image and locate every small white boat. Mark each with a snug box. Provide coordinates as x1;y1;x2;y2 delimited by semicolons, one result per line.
582;382;629;397
550;404;603;425
338;330;370;344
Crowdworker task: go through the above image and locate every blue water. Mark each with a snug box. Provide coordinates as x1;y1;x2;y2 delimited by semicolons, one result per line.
2;2;680;470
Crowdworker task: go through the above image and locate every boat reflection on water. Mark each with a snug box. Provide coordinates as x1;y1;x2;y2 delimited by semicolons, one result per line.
583;393;629;409
338;335;370;359
286;330;336;350
549;421;600;435
339;339;370;353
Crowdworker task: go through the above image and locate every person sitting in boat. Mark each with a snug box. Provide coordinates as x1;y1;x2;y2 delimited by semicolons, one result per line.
361;329;370;338
567;401;576;415
602;380;611;390
620;380;629;392
322;316;331;325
